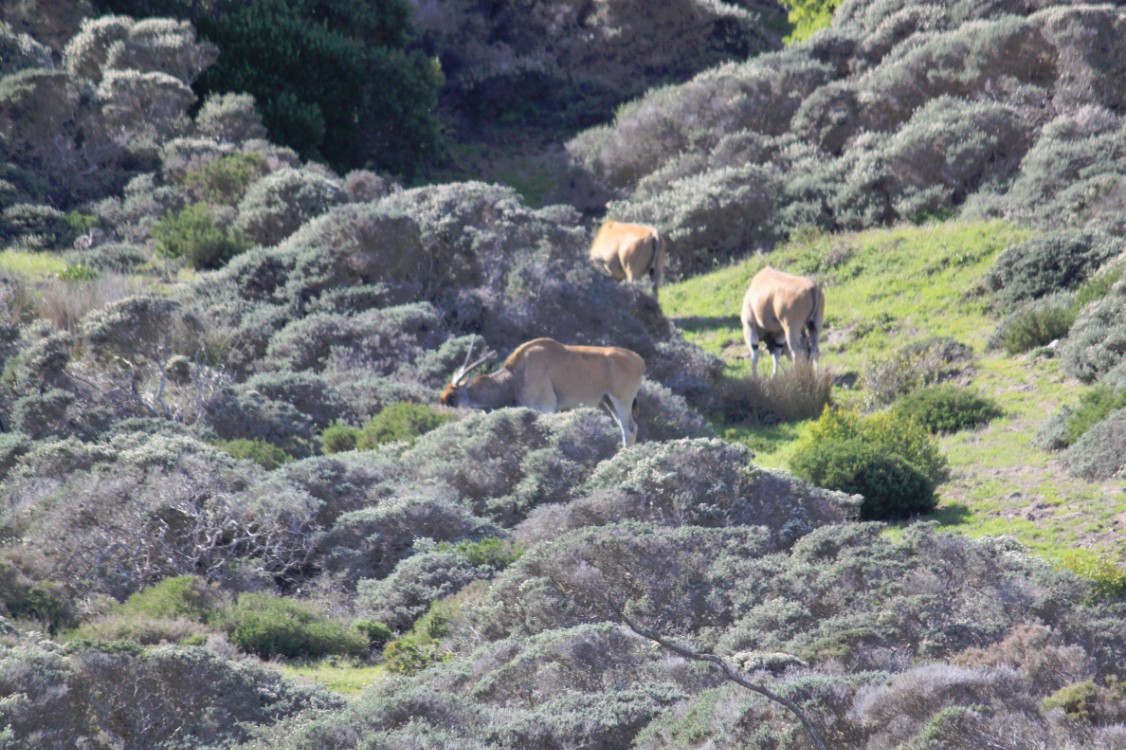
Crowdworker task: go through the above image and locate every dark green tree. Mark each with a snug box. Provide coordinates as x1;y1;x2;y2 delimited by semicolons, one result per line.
94;0;442;178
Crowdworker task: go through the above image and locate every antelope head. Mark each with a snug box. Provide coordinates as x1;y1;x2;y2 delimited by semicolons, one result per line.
440;336;495;407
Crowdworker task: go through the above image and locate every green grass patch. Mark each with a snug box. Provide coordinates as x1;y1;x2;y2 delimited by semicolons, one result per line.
665;220;1031;373
0;249;71;279
664;219;1126;564
277;660;387;696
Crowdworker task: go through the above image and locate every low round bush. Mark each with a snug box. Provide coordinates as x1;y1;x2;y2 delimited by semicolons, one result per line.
990;294;1077;354
790;437;937;520
113;575;225;622
356;402;451;449
985;230;1123;307
321;421;359;454
797;406;949;485
891;385;1002;434
1063;407;1126;481
152;202;249;269
212;592;368;659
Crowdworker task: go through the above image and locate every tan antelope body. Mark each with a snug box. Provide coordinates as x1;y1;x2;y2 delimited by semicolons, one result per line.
741;266;825;377
440;337;645;447
589;220;666;300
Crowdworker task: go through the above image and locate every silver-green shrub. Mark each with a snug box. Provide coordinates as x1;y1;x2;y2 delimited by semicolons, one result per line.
234;167;347;247
1060;278;1126;383
356;549;485;632
1062;408;1125;481
985;230;1124;307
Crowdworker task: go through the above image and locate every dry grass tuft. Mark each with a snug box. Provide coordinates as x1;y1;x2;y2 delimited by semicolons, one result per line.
718;363;833;424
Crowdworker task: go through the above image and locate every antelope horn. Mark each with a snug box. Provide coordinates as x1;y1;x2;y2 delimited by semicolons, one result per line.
451;336;494;385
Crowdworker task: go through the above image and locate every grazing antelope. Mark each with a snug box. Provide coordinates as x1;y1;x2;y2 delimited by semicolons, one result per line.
440;337;645;448
589;220;667;301
741;266;825;377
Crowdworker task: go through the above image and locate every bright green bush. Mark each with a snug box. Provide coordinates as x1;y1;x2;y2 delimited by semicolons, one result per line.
215;438;294;470
114;575;224;622
382;599;455;674
441;537;523;571
800;407;949;484
152;202;249;269
356;402;451;449
353;619;392;649
781;0;842;43
892;385;1003;434
790;437;936;520
213;592;368;659
321;421;360;454
1058;554;1126;603
790;407;947;520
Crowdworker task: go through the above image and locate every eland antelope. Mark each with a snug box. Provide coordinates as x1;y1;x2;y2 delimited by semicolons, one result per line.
741;266;824;377
440;337;645;447
589;220;666;301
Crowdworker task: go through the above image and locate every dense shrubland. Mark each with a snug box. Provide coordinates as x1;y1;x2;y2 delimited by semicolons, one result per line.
0;0;1124;747
565;1;1126;274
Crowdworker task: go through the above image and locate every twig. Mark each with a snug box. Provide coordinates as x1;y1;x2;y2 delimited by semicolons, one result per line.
615;605;827;750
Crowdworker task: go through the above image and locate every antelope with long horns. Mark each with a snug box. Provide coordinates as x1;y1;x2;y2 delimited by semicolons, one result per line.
440;337;645;448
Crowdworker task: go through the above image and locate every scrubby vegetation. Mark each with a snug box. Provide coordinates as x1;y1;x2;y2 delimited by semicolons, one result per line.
891;384;1003;435
0;0;1124;747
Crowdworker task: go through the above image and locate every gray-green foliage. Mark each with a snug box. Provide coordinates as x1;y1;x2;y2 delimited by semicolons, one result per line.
234;167;347;247
356;549;487;632
1060;278;1126;383
986;230;1124;307
0;637;340;750
1062;408;1126;481
242;522;1122;750
565;4;1126;257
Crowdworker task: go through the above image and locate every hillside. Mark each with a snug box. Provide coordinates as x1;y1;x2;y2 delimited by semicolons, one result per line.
0;0;1124;748
662;219;1126;566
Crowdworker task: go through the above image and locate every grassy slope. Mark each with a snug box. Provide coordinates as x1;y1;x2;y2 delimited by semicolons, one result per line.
662;220;1126;567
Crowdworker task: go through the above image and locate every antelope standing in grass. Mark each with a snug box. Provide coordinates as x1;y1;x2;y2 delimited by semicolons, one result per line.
741;266;825;377
440;337;645;447
589;220;666;301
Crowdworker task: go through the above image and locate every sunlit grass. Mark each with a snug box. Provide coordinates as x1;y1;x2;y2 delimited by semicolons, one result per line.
663;218;1126;566
277;659;387;696
0;249;71;278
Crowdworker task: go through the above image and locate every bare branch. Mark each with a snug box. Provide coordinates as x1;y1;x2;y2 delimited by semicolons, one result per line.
614;603;827;750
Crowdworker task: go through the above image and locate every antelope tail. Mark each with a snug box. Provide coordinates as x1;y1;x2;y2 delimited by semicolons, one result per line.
807;285;823;335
